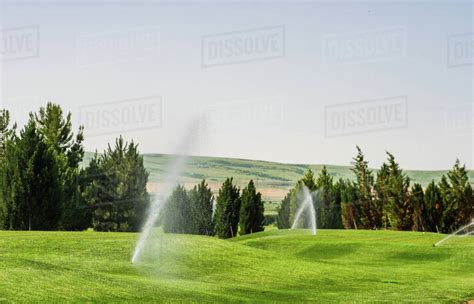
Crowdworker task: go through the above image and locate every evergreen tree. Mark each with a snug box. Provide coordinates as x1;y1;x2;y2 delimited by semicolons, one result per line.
439;160;473;232
35;103;88;230
410;183;425;231
162;185;192;234
340;180;359;229
351;146;379;229
189;179;214;236
0;109;14;161
374;163;390;229
424;180;443;232
385;152;412;230
316;166;342;229
276;191;291;229
301;169;317;191
329;179;344;229
83;137;150;232
289;169;317;226
214;178;241;238
0;110;14;227
1;118;62;230
239;180;264;235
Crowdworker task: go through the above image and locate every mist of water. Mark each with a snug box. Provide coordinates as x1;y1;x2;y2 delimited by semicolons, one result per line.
131;120;202;264
211;197;217;219
291;186;317;235
433;220;474;247
460;230;474;238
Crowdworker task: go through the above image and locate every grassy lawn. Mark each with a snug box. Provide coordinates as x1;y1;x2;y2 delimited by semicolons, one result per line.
0;229;472;303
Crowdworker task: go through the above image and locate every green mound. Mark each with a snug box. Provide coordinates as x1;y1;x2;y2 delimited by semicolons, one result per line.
0;230;472;303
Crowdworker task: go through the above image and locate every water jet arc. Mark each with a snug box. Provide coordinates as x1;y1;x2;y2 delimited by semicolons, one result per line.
290;186;317;235
433;220;474;247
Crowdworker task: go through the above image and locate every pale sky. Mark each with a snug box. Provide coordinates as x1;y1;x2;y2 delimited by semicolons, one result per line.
0;0;472;170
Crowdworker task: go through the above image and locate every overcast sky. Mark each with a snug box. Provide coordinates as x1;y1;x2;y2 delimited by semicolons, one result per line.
0;0;472;170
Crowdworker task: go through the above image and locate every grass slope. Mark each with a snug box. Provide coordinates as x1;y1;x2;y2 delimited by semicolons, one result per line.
0;229;472;303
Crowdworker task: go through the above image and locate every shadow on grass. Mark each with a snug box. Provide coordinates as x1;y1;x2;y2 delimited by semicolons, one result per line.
296;243;359;261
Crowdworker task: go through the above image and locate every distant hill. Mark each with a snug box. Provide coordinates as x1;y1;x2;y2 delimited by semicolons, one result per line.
82;152;473;206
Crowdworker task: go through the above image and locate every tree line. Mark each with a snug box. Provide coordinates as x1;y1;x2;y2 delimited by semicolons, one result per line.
277;146;473;233
1;104;472;234
0;103;265;236
162;178;265;238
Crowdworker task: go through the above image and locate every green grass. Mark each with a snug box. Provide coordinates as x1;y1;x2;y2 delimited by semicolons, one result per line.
0;229;472;303
83;153;474;204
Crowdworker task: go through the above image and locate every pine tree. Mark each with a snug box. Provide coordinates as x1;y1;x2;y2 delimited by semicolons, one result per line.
239;180;264;235
374;163;390;229
0;110;13;227
410;183;425;231
329;179;344;229
340;180;359;229
351;146;378;229
162;185;192;234
385;152;411;230
83;137;150;232
289;169;317;226
1;118;62;230
316;166;342;229
439;160;473;233
424;180;443;232
214;178;241;238
0;109;13;161
34;103;87;230
277;191;291;229
301;169;317;191
189;179;214;236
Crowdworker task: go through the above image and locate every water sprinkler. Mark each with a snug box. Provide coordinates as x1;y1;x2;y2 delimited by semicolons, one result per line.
433;220;474;247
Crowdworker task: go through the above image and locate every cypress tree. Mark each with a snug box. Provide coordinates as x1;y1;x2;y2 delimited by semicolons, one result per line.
410;183;425;231
189;179;215;236
277;191;292;229
385;152;411;230
316;166;342;229
239;180;264;235
424;180;443;232
289;169;317;226
214;178;241;238
340;180;359;229
374;163;390;229
329;179;344;229
162;185;192;234
439;160;473;233
351;146;377;229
